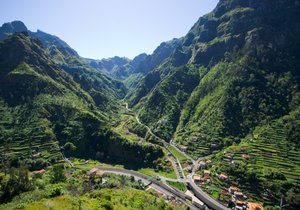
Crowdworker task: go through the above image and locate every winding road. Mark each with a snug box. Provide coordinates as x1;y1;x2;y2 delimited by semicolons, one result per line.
92;102;229;210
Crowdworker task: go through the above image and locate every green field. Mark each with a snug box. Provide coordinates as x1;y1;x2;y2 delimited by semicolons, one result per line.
168;146;189;162
166;181;187;192
138;168;177;179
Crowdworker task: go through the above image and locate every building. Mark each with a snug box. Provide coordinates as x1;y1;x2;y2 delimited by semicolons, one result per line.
178;145;188;152
229;186;239;194
186;166;193;172
199;161;206;168
218;173;228;181
204;170;211;176
235;200;247;210
206;159;212;164
247;202;264;210
89;167;105;177
234;191;246;199
193;175;201;184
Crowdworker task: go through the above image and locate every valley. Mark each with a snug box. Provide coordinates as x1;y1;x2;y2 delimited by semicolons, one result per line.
1;0;300;209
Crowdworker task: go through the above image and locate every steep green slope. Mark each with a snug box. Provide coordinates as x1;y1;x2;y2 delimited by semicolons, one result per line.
33;30;127;113
128;0;300;153
175;0;300;155
125;0;300;207
0;21;127;113
0;33;163;170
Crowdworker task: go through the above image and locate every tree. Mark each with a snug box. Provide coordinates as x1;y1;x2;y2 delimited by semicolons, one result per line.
63;142;77;152
0;166;34;203
285;185;300;209
50;164;66;183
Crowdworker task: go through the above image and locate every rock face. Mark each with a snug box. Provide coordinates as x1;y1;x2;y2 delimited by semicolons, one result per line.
0;21;79;60
0;21;28;39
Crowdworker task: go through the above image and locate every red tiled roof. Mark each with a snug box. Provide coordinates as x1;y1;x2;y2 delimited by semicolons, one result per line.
248;202;264;210
219;173;228;178
204;170;211;174
236;200;246;206
229;186;238;191
193;175;201;181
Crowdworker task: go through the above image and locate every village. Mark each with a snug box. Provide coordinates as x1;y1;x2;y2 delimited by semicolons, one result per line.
183;150;264;210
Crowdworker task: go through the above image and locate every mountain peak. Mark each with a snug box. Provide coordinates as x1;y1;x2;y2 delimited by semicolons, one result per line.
0;20;27;34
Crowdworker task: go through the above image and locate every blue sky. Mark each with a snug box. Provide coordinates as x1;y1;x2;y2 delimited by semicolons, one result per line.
0;0;219;59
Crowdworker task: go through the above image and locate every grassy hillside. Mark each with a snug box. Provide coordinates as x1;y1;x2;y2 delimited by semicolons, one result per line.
0;165;176;210
0;33;163;173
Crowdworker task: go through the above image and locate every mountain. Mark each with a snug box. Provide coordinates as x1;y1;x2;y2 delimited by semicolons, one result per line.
128;0;300;149
0;21;127;112
0;32;162;171
84;38;181;90
0;21;78;58
126;0;300;207
1;0;300;208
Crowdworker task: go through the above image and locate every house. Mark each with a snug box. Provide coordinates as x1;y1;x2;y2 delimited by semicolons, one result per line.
204;170;211;176
95;170;105;176
178;145;188;152
218;173;228;181
199;161;206;168
193;175;201;184
89;167;105;177
186;166;193;172
89;167;98;174
235;200;247;210
247;202;264;210
229;186;239;194
206;159;212;164
234;191;246;199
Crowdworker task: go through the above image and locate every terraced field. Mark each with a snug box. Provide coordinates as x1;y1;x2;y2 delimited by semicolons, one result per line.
0;137;62;164
248;122;300;180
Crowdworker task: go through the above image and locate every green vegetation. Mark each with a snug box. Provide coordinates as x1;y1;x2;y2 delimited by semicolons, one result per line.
1;0;300;209
166;181;187;192
138;167;176;180
0;33;164;172
125;0;300;208
168;146;188;163
0;164;176;210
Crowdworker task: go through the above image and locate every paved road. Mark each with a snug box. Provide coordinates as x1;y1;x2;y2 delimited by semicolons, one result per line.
96;166;199;210
123;102;229;210
187;177;229;210
135;115;186;179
